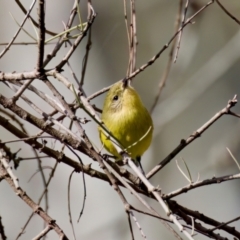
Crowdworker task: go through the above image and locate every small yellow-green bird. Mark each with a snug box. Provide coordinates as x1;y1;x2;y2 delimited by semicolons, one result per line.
98;79;153;165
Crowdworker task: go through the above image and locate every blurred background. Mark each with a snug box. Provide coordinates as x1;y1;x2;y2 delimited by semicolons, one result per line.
0;0;240;239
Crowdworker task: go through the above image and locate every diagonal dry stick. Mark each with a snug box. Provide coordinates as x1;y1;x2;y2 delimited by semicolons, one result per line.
147;95;238;179
0;0;37;58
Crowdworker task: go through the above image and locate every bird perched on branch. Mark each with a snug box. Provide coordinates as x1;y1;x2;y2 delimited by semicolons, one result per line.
98;79;153;167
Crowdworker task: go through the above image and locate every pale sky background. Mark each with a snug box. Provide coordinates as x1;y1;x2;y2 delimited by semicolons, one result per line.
0;0;240;239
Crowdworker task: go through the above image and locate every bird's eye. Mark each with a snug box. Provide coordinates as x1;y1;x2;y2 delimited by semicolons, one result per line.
113;95;118;101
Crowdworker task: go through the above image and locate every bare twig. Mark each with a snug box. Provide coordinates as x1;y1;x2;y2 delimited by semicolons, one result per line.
127;213;135;240
126;157;193;240
169;201;227;239
164;173;240;199
32;225;52;240
16;161;58;239
175;159;192;183
0;0;37;58
150;0;183;114
43;0;82;67
66;146;86;223
226;147;240;171
147;95;238;179
87;83;115;101
67;170;77;240
55;8;96;71
216;0;240;25
129;0;137;74
36;0;46;71
0;149;19;189
0;71;38;82
129;210;146;239
169;201;240;239
0;41;52;45
208;216;240;233
123;0;131;76
174;0;190;62
80;28;92;86
0;216;7;240
127;1;214;81
11;79;35;103
15;0;57;35
0;157;69;239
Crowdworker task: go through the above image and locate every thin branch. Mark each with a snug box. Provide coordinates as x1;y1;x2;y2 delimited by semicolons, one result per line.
0;216;7;240
16;162;58;239
0;156;69;239
32;225;51;240
127;0;214;81
129;210;145;239
9;12;37;41
0;150;19;189
208;216;240;233
164;173;240;199
36;0;46;71
0;71;37;81
129;0;137;74
170;201;240;239
87;83;115;101
169;201;227;240
126;157;193;240
216;0;240;25
127;213;135;240
175;159;191;183
0;41;54;45
10;80;73;115
15;0;57;35
66;146;87;223
147;95;238;179
43;0;82;67
150;0;184;114
226;147;240;171
55;8;96;71
67;170;77;240
11;79;35;103
80;28;92;86
0;0;37;58
174;0;190;62
123;0;131;76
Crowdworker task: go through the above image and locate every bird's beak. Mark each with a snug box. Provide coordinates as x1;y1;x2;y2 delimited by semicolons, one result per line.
122;78;129;89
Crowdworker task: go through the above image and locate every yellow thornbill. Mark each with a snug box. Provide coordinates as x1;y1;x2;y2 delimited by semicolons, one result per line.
98;79;153;164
